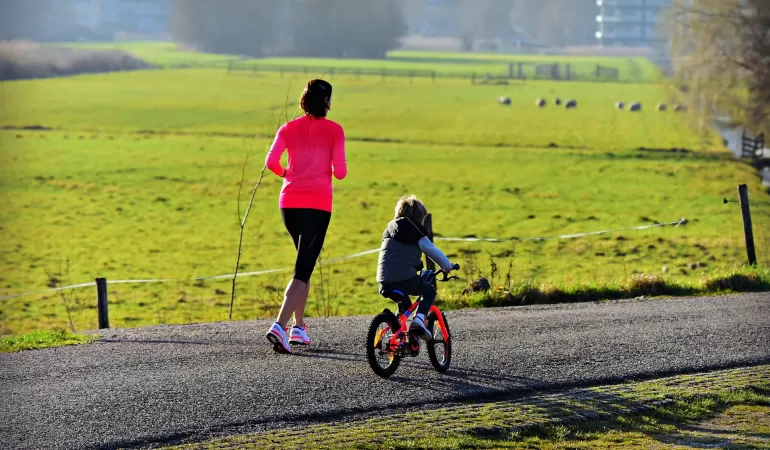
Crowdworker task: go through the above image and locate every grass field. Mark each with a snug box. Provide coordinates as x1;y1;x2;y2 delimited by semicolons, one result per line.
1;51;768;335
0;329;95;352
50;41;239;66
1;69;716;149
57;41;662;82
164;366;770;449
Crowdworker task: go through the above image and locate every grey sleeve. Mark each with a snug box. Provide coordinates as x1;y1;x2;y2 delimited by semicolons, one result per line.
418;237;453;271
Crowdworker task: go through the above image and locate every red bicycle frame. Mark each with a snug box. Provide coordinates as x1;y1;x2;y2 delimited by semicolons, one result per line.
374;295;449;352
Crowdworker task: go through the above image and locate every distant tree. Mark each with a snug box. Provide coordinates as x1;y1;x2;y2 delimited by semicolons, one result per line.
510;0;596;47
170;0;281;57
458;0;511;46
663;0;770;136
290;0;407;58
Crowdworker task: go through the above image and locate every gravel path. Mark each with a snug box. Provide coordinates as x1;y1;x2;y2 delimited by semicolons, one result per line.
2;293;768;450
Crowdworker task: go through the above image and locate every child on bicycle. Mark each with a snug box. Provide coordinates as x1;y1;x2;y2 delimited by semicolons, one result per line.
376;195;456;340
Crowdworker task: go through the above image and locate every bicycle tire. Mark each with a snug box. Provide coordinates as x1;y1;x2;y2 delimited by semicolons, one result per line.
427;310;452;373
366;311;402;378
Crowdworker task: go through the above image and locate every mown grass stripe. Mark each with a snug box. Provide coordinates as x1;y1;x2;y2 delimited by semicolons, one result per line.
162;365;769;449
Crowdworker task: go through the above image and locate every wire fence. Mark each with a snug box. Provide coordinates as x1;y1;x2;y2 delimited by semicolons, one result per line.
223;61;629;84
2;192;768;336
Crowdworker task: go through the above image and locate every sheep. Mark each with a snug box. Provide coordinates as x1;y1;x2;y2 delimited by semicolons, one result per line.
498;96;511;106
554;98;562;106
674;103;687;112
616;101;625;110
565;99;577;109
535;98;546;107
629;102;642;112
657;102;667;111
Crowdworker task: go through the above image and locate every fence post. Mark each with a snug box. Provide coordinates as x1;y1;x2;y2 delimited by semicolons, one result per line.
738;184;758;266
96;278;109;329
423;214;437;289
508;62;513;78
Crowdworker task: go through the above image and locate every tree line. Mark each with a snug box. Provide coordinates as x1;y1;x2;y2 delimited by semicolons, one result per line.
664;0;769;138
170;0;407;59
171;0;603;58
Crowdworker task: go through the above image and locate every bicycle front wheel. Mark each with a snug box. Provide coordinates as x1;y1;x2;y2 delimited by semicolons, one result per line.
427;310;452;372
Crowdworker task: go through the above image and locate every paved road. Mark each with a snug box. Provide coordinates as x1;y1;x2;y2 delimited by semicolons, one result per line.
2;293;769;450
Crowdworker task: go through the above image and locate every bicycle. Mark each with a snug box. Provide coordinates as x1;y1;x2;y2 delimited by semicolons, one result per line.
365;263;461;378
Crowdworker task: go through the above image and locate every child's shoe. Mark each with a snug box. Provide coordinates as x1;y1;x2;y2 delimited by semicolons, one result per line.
409;314;433;341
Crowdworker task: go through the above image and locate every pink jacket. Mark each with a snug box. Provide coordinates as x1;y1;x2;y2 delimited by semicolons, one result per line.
265;115;347;212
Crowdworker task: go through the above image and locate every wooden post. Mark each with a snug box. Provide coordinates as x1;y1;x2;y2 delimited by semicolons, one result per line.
96;278;109;329
738;184;757;266
508;62;513;78
423;214;437;289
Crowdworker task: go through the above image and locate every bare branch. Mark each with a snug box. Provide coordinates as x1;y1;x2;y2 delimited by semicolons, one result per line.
229;77;298;321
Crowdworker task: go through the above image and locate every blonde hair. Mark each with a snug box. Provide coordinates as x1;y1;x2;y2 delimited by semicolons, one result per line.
394;195;428;224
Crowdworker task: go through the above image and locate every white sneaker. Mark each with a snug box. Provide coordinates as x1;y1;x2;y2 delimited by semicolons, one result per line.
265;322;291;354
409;315;433;341
289;324;311;345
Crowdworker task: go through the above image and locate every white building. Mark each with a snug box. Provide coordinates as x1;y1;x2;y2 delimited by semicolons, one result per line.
595;0;671;47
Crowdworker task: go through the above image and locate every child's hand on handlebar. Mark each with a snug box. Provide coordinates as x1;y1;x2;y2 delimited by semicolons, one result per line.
443;263;461;273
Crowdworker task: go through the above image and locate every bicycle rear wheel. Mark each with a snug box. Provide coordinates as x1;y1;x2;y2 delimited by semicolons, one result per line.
366;310;402;378
427;310;452;372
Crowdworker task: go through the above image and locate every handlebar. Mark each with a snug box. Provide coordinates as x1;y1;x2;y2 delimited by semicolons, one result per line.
420;263;461;283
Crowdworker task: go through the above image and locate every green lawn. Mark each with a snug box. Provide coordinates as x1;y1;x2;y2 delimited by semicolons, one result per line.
1;69;717;150
49;40;239;66
1;67;768;335
0;329;95;352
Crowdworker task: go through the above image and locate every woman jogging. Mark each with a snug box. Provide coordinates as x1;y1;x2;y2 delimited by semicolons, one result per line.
264;79;347;354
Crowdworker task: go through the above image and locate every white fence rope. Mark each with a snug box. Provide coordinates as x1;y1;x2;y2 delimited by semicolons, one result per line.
0;218;687;302
435;218;687;243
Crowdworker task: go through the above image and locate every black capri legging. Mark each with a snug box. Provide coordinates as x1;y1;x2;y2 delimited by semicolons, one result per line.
281;208;332;284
